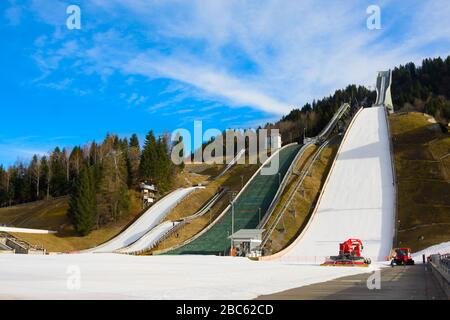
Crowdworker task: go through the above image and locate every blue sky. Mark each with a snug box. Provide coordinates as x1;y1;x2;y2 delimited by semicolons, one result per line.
1;0;450;166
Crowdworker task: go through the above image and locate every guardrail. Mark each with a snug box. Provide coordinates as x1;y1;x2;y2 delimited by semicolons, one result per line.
384;107;398;247
316;103;350;142
430;254;450;298
436;254;450;274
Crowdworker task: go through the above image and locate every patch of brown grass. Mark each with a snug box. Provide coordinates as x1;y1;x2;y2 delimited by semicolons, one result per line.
390;112;450;251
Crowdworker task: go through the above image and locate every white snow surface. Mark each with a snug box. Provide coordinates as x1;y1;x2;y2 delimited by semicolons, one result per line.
412;241;450;259
0;254;379;299
269;107;395;263
0;226;56;234
83;187;199;253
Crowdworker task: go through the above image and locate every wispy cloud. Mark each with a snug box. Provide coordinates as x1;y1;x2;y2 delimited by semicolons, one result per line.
24;0;450;116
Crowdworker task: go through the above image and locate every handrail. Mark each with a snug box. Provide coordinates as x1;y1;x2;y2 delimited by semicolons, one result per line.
258;142;314;228
260;136;335;248
316;103;350;141
259;103;350;230
184;187;228;221
215;148;245;180
384;107;398;247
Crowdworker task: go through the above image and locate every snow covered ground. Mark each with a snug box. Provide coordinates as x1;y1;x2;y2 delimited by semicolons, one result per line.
83;187;200;253
412;241;450;259
264;107;395;263
118;221;180;254
0;253;378;300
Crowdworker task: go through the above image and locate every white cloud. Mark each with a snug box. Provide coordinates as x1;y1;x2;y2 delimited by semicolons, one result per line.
28;0;450;116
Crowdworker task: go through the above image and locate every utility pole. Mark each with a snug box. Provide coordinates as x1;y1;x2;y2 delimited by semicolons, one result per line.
230;191;237;237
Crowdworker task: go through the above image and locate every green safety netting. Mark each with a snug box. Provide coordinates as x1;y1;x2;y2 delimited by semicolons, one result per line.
166;144;301;255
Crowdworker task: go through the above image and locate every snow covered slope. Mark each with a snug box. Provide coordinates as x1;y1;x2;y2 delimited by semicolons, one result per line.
118;221;181;254
412;241;450;259
84;187;199;253
263;106;395;263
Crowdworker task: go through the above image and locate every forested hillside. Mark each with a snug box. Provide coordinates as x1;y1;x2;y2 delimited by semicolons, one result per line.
392;56;450;125
269;85;376;144
0;131;178;235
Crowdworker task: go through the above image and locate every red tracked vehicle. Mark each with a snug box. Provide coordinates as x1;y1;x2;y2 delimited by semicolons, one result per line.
321;238;371;267
390;248;414;266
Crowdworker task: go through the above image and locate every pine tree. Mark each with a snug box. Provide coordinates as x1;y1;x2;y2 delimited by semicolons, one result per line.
140;130;158;182
155;136;172;192
29;155;41;199
68;164;97;236
50;147;68;196
127;133;141;187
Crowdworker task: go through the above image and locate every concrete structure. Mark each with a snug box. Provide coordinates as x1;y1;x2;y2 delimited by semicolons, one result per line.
258;265;446;300
0;238;14;254
0;234;45;255
375;70;394;113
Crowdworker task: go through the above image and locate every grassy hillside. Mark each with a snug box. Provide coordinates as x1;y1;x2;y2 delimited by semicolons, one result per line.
0;193;143;252
390;112;450;251
264;140;339;254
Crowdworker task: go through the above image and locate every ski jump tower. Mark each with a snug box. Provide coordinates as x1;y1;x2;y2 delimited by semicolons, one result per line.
374;70;394;113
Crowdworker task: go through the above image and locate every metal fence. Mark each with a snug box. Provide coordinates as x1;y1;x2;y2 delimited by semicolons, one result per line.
431;253;450;275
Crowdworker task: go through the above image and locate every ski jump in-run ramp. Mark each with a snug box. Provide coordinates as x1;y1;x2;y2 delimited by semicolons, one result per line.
81;187;200;253
262;105;395;263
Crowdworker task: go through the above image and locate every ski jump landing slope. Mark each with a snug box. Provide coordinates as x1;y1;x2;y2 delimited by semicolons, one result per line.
83;187;199;253
262;106;395;263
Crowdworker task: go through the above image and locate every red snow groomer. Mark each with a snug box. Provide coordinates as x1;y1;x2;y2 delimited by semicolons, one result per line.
321;238;371;267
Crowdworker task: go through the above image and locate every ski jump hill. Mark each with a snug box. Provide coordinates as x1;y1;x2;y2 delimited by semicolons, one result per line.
159;104;351;255
262;71;396;263
82;187;201;253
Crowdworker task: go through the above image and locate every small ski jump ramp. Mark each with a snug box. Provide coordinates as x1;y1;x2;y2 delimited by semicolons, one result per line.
262;106;395;263
83;187;199;253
